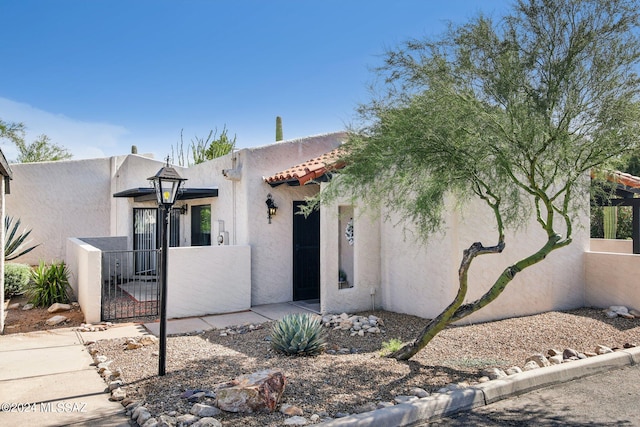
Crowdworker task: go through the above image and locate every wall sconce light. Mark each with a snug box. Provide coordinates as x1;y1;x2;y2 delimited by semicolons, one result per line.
179;205;188;215
266;193;278;224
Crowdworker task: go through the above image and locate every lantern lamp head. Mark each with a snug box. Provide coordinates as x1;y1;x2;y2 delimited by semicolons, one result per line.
148;157;187;207
266;193;277;224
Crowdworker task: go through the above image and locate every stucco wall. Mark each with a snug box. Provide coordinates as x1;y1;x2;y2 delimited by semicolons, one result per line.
320;201;382;314
67;238;102;323
7;158;114;265
240;134;346;306
584;251;640;310
589;238;633;254
364;194;589;324
166;245;251;318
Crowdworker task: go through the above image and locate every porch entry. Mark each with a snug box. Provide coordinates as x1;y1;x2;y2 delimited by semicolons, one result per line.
100;208;180;321
292;201;320;301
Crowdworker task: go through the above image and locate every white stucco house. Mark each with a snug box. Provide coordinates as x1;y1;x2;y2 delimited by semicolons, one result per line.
6;131;631;326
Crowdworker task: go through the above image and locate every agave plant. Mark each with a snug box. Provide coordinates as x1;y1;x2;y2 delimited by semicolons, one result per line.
270;313;327;356
5;216;39;261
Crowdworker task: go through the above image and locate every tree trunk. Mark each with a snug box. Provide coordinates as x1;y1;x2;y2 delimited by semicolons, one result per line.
389;234;566;360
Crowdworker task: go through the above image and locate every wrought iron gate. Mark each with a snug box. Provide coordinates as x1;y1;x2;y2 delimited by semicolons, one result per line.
101;249;161;321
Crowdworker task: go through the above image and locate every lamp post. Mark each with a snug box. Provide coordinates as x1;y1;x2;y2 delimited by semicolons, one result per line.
148;158;187;376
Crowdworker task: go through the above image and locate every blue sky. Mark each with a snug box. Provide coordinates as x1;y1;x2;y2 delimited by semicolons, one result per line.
0;0;510;161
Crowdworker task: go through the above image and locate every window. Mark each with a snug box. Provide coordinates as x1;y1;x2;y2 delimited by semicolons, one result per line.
191;204;211;246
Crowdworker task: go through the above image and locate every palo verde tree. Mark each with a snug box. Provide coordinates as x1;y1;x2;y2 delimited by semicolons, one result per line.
308;0;640;360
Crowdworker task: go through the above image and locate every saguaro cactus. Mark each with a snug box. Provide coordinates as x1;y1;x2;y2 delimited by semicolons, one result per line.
603;206;618;239
276;116;283;141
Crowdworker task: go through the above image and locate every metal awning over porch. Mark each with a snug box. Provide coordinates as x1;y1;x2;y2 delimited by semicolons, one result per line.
113;187;218;202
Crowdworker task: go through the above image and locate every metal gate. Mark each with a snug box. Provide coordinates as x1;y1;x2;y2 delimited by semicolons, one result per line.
101;249;161;321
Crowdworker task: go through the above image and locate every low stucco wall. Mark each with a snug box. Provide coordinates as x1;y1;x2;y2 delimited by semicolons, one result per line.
166;245;251;318
67;239;252;322
67;238;102;323
585;251;640;311
589;238;633;254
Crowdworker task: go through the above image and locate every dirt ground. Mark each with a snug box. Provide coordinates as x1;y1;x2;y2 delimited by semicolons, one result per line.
3;295;86;334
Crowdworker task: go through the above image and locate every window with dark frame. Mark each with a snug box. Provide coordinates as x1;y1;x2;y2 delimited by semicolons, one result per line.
191;204;211;246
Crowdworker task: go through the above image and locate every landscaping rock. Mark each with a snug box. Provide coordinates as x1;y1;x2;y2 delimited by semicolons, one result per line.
140;335;159;345
192;417;222;427
563;348;579;360
283;416;308;426
47;302;71;313
22;303;34;311
45;315;68;326
549;355;564;365
629;309;640;318
523;360;540;371
176;413;200;425
190;403;221;417
409;387;429;398
280;404;303;416
481;367;507;380
526;353;551;368
7;303;20;310
595;344;613;355
110;388;127;401
506;366;523;375
215;369;286;413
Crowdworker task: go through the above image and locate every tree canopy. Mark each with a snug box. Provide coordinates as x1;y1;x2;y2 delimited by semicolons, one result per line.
0;118;72;163
310;0;640;359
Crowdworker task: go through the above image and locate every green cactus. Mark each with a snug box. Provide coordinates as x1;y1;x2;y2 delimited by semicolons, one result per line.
603;206;618;239
270;313;326;356
276;116;283;141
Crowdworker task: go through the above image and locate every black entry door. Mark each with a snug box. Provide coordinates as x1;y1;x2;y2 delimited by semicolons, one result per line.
292;201;320;301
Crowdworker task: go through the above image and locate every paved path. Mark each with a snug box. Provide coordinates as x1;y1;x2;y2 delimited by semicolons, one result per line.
426;364;640;426
0;325;144;427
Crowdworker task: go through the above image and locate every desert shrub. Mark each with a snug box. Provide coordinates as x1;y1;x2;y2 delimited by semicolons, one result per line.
26;261;71;307
270;313;327;356
4;263;32;298
380;338;404;356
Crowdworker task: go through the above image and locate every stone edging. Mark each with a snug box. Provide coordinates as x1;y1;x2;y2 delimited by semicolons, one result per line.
317;346;640;427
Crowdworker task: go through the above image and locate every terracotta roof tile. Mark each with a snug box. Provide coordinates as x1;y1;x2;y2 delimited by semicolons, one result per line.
264;147;346;186
592;170;640;191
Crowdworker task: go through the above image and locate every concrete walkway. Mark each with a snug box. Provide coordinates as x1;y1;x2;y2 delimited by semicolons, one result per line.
0;325;144;427
142;302;319;336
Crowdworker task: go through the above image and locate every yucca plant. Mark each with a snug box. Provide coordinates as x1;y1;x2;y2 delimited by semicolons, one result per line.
26;261;71;307
270;313;327;356
5;216;39;261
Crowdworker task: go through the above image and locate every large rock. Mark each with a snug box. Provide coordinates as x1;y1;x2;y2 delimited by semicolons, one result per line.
47;302;71;313
215;369;286;413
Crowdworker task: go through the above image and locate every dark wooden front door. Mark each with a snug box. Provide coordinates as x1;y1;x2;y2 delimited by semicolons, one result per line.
292;201;320;301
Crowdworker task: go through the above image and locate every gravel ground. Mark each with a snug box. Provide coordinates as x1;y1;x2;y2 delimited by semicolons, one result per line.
90;308;640;426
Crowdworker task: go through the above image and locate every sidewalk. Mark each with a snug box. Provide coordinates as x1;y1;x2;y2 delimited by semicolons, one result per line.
0;325;144;427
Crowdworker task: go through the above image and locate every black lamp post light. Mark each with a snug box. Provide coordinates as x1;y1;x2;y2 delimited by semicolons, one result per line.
266;193;278;224
148;158;187;376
